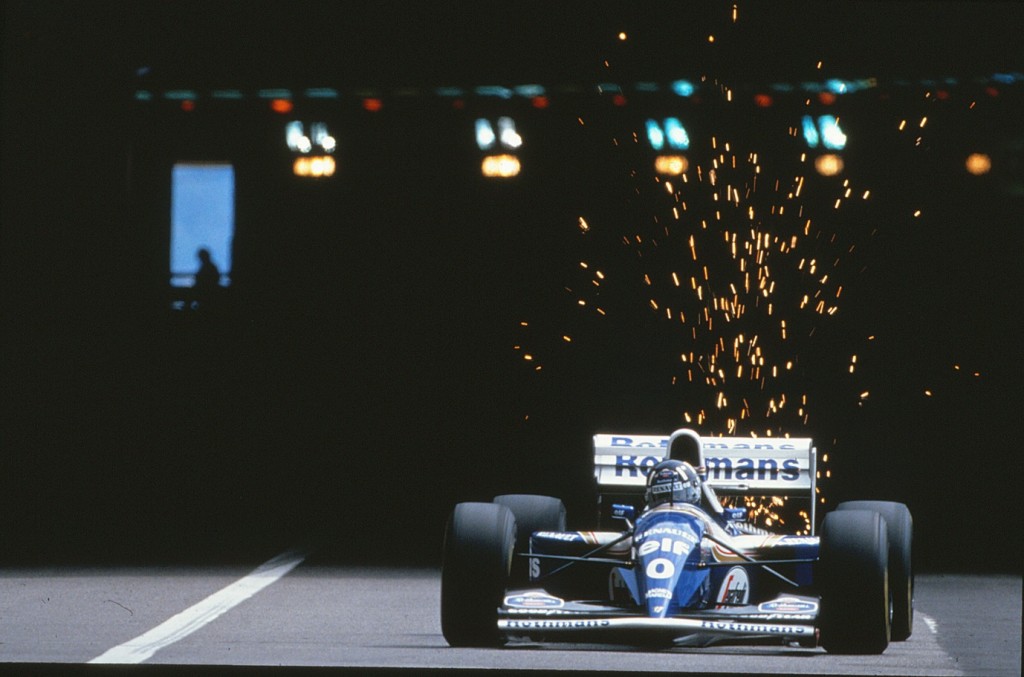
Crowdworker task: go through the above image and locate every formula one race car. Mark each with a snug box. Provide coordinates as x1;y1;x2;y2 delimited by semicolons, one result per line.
440;428;913;654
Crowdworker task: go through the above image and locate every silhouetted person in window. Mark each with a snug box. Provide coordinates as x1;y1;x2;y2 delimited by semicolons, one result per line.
193;247;221;310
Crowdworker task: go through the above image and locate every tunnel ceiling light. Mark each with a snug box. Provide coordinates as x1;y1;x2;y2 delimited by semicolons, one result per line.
802;115;820;148
965;153;992;175
497;117;522;149
800;114;849;150
475;119;496;150
814;153;844;176
258;88;292;99
671;80;695;97
304;87;339;98
646;118;690;151
270;98;294;114
514;84;546;97
655;154;689;175
481;154;521;178
475;85;513;98
646;119;665;151
286;121;310;152
476;117;522;151
293;155;336;178
664;118;690;149
211;89;244;100
287;121;335;154
818;116;847;150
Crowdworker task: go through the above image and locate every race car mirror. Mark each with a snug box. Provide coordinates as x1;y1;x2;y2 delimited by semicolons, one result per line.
611;504;636;522
723;507;748;522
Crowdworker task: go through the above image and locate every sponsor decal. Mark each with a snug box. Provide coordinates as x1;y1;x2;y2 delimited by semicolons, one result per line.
645;558;676;579
777;536;818;546
635;525;697;543
636;526;699;582
534;531;583;542
704;456;800;482
609;437;669;448
758;597;819;614
506;619;612;630
645;587;673;600
651;481;685;495
703;442;797;451
613;455;662;477
612;454;801;481
637;538;693;557
505;608;598;617
700;620;808;635
505;608;590;616
504;592;564;609
716;566;750;608
607;436;799;451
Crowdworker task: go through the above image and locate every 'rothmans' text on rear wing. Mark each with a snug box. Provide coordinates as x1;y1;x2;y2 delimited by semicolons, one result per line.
593;428;817;530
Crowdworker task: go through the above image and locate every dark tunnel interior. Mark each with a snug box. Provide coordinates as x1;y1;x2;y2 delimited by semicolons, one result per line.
3;1;1022;572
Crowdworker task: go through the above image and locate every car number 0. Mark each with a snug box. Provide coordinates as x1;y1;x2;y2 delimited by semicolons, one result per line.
646;557;675;579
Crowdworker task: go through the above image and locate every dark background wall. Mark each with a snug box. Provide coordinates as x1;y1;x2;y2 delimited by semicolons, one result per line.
2;1;1022;571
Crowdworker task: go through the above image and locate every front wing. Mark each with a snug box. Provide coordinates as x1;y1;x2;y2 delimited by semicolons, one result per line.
498;593;819;647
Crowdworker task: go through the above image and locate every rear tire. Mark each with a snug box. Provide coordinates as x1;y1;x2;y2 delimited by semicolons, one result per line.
493;494;567;586
819;509;891;654
440;502;515;647
837;500;913;641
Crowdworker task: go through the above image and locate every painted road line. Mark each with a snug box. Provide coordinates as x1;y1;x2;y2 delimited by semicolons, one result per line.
89;548;308;664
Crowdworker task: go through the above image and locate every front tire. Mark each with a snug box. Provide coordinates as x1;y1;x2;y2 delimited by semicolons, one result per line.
440;502;515;647
837;500;913;641
493;494;566;586
819;509;891;654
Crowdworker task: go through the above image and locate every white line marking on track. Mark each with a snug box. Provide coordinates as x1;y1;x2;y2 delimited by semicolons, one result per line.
921;613;939;634
89;548;307;664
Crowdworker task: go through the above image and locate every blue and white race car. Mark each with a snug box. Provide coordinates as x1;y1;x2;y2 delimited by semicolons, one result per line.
441;428;913;654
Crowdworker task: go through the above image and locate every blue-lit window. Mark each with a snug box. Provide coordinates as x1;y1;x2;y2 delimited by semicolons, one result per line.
476;117;522;151
646;118;690;151
646;119;666;151
802;115;847;150
664;118;690;150
671;80;695;97
818;116;847;150
170;163;234;287
286;121;336;154
497;117;522;149
475;119;497;150
802;115;821;148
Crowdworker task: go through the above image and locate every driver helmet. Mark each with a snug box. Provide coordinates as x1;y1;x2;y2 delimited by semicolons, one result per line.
645;459;702;508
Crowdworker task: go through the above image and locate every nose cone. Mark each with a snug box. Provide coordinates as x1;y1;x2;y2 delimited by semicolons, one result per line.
634;511;708;618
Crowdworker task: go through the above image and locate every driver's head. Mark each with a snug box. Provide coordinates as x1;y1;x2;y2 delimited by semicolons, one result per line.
645;459;701;508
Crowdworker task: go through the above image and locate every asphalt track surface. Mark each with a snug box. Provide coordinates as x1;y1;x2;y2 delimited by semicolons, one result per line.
1;552;1019;677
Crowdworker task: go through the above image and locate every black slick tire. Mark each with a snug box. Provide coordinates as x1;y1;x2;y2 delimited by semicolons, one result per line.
493;494;567;586
836;500;913;641
819;509;891;654
440;502;515;647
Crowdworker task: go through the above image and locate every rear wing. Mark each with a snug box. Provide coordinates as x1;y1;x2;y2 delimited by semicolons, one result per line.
593;428;818;531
